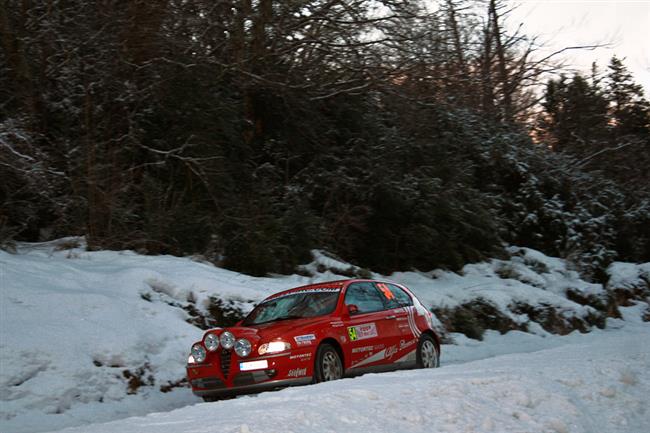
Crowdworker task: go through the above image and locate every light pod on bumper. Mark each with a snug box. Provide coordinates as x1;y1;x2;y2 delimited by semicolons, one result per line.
204;332;220;352
191;343;206;363
220;331;235;349
234;338;252;357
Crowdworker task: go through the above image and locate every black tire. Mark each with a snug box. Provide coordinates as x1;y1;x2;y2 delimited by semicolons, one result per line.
416;334;439;368
313;343;343;383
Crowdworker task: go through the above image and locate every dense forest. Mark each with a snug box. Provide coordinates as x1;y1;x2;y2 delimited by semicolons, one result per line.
1;0;649;281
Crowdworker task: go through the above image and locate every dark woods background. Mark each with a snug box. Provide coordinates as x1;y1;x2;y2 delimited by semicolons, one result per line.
1;0;649;281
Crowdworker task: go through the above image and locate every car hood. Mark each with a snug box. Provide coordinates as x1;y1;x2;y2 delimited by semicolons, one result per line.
225;317;327;343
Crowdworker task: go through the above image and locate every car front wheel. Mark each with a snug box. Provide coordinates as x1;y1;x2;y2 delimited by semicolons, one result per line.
416;335;439;368
314;344;343;382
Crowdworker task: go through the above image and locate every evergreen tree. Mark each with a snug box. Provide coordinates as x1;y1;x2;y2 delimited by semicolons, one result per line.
2;1;649;278
606;56;650;138
597;57;650;191
540;74;609;155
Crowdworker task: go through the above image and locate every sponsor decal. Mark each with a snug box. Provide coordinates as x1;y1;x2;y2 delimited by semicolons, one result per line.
352;345;374;354
385;345;398;359
351;350;384;368
347;322;378;341
287;367;307;378
349;344;387;368
399;339;416;350
267;287;341;301
330;321;344;327
351;347;387;368
294;334;316;345
289;353;312;361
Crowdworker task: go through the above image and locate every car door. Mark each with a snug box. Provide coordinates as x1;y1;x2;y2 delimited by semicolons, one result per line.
342;282;402;371
379;282;420;364
375;281;412;342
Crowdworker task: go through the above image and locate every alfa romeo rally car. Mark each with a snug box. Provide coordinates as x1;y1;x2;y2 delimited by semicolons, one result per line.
186;279;440;400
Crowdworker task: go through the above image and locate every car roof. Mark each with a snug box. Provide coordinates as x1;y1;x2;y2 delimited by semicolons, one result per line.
263;279;402;301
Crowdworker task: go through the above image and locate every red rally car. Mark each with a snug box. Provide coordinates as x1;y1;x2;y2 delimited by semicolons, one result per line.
186;279;440;400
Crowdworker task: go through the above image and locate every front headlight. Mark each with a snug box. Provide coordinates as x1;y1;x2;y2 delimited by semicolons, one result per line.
204;333;219;352
258;341;291;355
191;343;207;363
234;338;252;357
220;331;235;349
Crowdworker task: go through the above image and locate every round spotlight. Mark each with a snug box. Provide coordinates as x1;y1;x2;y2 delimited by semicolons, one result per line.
220;331;235;350
204;333;220;352
234;338;252;357
191;343;206;363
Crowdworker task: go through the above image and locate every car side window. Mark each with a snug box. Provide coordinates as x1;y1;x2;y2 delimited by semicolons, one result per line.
344;282;386;313
375;282;413;309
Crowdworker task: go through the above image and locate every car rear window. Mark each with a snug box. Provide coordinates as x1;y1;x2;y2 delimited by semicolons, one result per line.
376;282;413;308
344;282;386;313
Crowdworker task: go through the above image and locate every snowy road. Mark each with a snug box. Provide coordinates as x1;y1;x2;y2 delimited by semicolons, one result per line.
45;312;650;433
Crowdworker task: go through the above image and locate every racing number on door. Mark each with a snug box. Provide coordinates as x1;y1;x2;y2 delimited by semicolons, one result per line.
347;323;378;342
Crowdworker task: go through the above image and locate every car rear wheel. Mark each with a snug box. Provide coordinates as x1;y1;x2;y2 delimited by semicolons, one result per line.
314;344;343;383
416;334;439;368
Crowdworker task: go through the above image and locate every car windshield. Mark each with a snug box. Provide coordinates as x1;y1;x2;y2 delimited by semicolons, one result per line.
243;290;340;326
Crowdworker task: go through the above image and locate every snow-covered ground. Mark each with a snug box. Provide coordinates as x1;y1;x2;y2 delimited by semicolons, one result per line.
1;238;648;433
42;306;650;433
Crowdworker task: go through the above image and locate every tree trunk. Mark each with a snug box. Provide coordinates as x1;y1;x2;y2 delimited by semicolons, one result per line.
489;0;512;122
0;1;41;124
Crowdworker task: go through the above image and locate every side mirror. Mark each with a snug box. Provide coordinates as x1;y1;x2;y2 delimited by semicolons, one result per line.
347;304;359;315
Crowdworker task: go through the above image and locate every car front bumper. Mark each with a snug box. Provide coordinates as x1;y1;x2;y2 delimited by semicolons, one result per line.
191;376;313;398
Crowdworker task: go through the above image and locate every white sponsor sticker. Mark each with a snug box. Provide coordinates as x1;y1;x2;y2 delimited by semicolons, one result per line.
294;334;316;345
239;360;269;371
347;322;378;341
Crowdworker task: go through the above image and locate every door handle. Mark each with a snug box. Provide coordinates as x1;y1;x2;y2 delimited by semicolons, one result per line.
385;315;397;320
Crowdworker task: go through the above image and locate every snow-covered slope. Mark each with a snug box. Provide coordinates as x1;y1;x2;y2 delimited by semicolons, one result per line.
1;238;297;433
1;238;648;433
43;306;650;433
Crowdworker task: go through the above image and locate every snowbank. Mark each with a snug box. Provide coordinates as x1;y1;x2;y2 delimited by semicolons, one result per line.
1;239;648;433
607;261;650;291
386;246;629;338
0;238;290;433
